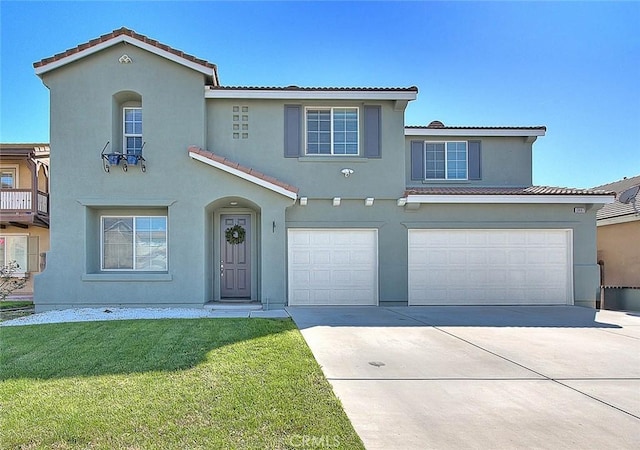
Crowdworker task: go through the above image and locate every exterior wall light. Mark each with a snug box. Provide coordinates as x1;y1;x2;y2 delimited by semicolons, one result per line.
333;197;341;206
341;168;354;178
365;198;374;207
299;197;308;206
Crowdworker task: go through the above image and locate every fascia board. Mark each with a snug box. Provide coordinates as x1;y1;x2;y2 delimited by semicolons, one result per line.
406;194;615;204
205;89;417;101
597;214;640;226
404;128;546;137
189;151;298;200
36;35;215;77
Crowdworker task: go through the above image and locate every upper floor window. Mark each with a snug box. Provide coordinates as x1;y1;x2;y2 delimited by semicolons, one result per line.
425;141;468;180
306;107;358;155
1;168;16;189
123;107;143;156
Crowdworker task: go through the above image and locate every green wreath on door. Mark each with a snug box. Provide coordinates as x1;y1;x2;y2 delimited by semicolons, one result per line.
225;224;246;245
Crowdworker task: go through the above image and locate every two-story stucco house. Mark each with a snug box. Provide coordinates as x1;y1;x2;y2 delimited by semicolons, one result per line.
0;143;50;296
32;28;613;312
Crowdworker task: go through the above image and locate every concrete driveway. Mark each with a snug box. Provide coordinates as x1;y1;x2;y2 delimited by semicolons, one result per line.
286;306;640;449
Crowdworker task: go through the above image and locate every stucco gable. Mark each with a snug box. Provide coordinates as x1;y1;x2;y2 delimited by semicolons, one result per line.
34;27;219;85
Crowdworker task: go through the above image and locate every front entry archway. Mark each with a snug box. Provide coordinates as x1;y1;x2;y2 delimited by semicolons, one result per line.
220;214;251;299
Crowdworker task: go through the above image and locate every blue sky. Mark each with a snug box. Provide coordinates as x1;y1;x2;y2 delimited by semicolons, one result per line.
1;1;638;188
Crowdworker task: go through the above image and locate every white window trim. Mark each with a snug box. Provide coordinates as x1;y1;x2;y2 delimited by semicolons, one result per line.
0;233;28;276
100;215;168;272
304;106;360;156
0;165;19;189
424;141;469;181
123;107;143;155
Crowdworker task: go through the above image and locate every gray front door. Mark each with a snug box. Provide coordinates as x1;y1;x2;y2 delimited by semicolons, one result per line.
220;214;251;298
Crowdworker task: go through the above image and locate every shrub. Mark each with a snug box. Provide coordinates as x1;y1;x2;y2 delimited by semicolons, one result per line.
0;261;28;301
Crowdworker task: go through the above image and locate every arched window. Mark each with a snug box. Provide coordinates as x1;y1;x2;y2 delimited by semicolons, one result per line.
112;91;142;155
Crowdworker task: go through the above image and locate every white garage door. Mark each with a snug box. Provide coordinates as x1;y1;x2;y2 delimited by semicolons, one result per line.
408;229;572;306
288;229;378;306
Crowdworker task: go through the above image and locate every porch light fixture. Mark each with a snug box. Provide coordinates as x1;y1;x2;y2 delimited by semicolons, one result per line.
397;198;407;207
299;197;308;206
365;198;374;207
341;168;354;178
229;201;238;206
333;197;341;206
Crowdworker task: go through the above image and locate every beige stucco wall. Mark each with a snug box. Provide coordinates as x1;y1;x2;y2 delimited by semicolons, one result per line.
2;225;50;295
0;158;33;190
597;220;640;286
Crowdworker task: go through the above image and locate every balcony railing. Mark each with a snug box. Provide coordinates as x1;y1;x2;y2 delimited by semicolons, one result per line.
1;189;49;215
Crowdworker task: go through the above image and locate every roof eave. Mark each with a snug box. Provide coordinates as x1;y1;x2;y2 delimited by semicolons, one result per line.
597;214;640;226
405;194;615;204
205;87;418;101
404;128;546;137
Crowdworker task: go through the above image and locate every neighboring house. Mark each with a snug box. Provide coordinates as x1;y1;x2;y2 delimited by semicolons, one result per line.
594;175;640;310
32;28;613;312
0;143;50;295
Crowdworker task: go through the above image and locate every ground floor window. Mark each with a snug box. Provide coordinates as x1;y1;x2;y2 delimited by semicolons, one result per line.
101;216;167;271
0;235;38;273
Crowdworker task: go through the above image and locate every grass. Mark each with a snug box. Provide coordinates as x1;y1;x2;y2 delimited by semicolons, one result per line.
0;318;364;449
0;300;33;310
0;300;34;323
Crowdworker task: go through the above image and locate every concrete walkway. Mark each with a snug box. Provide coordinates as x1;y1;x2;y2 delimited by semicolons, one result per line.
287;306;640;449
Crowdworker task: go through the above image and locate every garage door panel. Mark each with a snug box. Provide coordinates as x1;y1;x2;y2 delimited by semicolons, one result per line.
311;250;331;264
291;270;310;284
311;270;331;284
409;229;572;306
288;229;378;306
291;250;310;264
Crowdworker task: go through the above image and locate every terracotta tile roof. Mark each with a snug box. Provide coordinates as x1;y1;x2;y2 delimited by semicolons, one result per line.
406;123;547;131
34;27;218;83
593;175;640;221
208;85;418;92
404;186;613;196
188;146;299;194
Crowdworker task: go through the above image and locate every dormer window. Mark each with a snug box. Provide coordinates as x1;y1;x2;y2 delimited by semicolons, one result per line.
124;107;143;156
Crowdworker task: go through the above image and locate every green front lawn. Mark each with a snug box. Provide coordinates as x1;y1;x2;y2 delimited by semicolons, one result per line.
0;300;33;310
0;318;364;449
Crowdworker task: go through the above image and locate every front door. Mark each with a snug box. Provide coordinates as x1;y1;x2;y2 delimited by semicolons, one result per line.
220;214;251;299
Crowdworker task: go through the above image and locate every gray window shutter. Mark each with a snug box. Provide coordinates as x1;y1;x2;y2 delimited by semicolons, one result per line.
27;236;39;272
411;141;425;180
468;140;481;180
363;105;381;158
284;105;302;157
